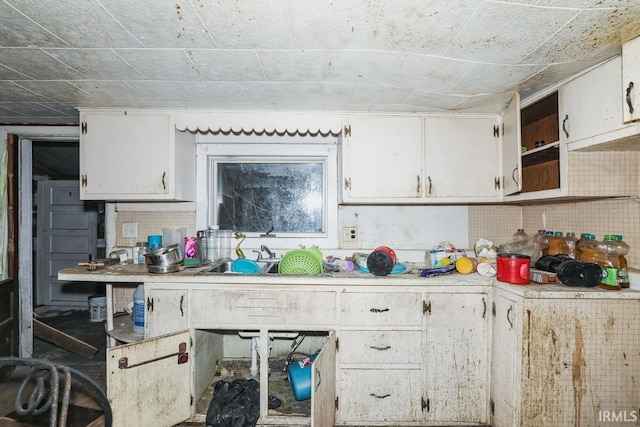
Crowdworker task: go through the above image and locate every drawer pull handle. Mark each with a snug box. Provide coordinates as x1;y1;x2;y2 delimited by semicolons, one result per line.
369;308;389;313
370;393;391;399
314;368;321;391
626;81;634;114
369;345;392;351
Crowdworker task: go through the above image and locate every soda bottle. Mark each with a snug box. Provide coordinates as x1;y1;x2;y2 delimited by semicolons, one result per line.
598;235;620;290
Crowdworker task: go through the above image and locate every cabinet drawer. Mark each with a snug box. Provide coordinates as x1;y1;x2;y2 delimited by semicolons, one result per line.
339;330;422;364
341;292;423;326
190;290;336;327
339;369;422;422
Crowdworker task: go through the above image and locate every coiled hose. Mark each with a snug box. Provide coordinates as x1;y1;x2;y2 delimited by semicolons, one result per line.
0;357;112;427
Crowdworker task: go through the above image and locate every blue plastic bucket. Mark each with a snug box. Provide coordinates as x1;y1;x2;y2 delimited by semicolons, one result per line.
287;352;319;401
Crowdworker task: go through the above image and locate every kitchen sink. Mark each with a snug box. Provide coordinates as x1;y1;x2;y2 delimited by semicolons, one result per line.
200;259;280;275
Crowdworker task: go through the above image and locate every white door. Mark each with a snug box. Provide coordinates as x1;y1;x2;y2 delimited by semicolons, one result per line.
107;330;192;427
342;116;423;201
145;287;188;338
311;332;336;427
80;112;171;199
36;180;98;306
623;35;640;123
501;94;522;196
491;292;522;427
424;116;499;199
424;293;489;423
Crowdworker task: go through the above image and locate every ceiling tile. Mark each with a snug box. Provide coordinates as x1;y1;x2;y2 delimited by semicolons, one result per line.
44;49;145;80
99;0;217;48
0;1;68;47
445;2;578;64
258;50;330;82
536;0;640;7
403;91;472;111
114;49;206;80
0;102;76;118
187;50;265;81
2;0;142;48
124;81;245;105
451;63;545;94
0;81;56;102
71;81;149;105
522;8;640;63
0;62;31;79
14;80;97;103
0;48;84;79
194;0;291;49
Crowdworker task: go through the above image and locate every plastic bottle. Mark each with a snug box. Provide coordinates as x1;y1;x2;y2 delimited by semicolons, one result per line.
598;235;621;290
577;234;600;264
535;229;546;260
542;231;554;255
565;232;578;258
547;231;569;256
574;233;589;260
513;228;528;240
615;235;630;288
133;284;145;335
456;257;478;274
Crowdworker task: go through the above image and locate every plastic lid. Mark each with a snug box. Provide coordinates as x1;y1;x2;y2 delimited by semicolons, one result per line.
566;232;575;237
148;235;162;244
554;231;563;236
545;231;554;235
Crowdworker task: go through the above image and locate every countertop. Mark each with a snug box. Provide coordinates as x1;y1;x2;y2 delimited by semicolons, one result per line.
58;262;640;300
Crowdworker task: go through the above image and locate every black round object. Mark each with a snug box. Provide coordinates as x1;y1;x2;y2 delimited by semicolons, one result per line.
367;251;394;276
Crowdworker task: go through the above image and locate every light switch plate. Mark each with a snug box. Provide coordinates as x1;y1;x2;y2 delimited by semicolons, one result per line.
122;222;138;238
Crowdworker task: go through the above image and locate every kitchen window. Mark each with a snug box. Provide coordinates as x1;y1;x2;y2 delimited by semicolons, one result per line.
195;134;339;247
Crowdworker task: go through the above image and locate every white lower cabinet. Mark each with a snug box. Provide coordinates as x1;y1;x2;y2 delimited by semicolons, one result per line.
491;287;640;427
424;293;490;424
145;285;188;337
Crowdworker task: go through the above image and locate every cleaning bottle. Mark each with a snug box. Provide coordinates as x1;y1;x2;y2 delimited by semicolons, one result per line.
133;284;145;335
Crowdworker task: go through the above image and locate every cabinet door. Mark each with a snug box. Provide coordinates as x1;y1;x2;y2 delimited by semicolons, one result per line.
623;35;640;123
491;291;522;427
107;330;192;427
424;116;499;199
146;287;188;338
312;332;336;427
521;299;640;427
80;112;171;199
561;57;623;144
424;293;489;423
501;93;522;196
342;116;423;201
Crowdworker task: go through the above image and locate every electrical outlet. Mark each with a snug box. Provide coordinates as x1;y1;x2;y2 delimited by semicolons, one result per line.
122;222;138;238
341;226;359;249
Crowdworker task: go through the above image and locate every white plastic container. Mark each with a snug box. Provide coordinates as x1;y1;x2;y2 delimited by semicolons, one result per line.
88;295;106;322
163;227;187;258
133;284;145;335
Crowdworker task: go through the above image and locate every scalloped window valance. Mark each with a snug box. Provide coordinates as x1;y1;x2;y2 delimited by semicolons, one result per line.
173;112;343;136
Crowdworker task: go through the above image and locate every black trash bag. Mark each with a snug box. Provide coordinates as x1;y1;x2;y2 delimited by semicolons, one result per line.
206;378;281;427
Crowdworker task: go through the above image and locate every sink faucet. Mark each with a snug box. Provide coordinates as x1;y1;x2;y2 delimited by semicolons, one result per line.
254;245;277;261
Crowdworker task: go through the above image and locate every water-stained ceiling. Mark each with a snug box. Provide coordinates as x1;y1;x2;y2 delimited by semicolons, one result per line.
2;0;640;125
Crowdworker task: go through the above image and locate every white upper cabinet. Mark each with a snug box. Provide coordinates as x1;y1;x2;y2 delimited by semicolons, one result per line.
424;116;500;200
342;116;423;202
79;110;196;201
560;57;623;145
500;93;522;196
341;114;502;203
623;35;640;123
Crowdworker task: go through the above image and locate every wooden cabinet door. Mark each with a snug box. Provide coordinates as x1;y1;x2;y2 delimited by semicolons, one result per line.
145;287;188;338
424;293;489;423
312;332;336;427
80;112;172;199
424;116;499;199
342;116;423;201
107;330;192;427
623;35;640;123
491;291;522;427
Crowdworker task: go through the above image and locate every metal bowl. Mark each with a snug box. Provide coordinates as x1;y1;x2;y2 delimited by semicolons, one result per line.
144;244;183;267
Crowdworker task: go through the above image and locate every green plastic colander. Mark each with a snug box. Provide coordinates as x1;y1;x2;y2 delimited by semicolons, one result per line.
278;249;323;275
